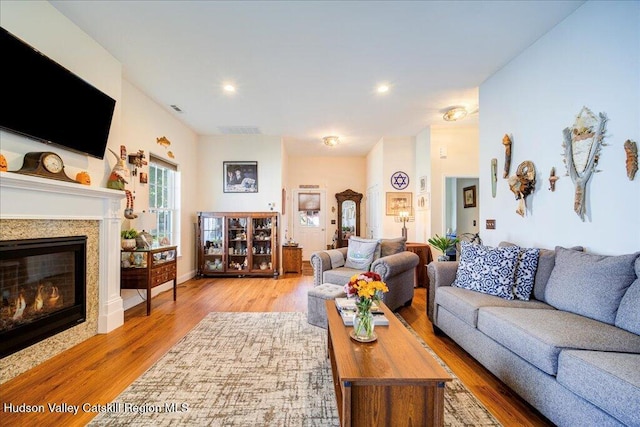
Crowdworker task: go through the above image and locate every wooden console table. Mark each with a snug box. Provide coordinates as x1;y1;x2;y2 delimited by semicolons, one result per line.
326;300;451;426
120;246;177;315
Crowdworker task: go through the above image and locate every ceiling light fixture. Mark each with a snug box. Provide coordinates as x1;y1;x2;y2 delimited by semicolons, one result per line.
377;84;390;94
223;84;236;93
443;107;468;121
323;136;339;147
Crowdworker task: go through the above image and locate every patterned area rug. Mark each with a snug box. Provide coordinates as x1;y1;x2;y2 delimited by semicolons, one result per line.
89;312;500;426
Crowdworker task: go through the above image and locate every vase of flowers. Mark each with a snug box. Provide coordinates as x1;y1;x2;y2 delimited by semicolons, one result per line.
344;272;389;342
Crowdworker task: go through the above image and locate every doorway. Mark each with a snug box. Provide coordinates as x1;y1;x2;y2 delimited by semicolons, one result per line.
444;176;479;245
292;189;327;260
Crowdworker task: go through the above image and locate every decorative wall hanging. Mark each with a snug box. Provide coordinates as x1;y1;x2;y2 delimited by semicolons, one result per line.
463;185;477;208
390;171;409;190
508;161;536;217
624;139;637;180
419;176;428;193
548;167;559;191
223;161;258;193
491;158;498;197
562;106;608;221
156;136;171;148
385;192;412;216
502;134;512;178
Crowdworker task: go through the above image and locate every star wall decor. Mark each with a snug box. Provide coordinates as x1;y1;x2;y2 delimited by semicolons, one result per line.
391;171;409;190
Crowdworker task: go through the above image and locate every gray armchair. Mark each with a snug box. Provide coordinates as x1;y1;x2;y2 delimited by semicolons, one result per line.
310;239;419;311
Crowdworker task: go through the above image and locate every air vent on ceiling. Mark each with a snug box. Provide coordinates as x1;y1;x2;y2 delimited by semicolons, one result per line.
170;104;183;113
218;126;262;135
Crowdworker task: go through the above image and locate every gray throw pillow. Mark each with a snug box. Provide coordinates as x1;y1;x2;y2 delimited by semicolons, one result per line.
615;257;640;335
499;242;584;301
380;237;407;257
344;237;380;271
545;247;640;324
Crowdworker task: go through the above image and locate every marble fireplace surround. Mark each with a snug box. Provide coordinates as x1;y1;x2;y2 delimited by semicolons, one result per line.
0;173;125;380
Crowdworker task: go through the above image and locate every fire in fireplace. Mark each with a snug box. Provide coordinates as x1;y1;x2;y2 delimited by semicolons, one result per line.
1;236;86;357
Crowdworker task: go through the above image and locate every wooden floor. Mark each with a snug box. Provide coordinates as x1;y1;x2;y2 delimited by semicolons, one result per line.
0;273;553;426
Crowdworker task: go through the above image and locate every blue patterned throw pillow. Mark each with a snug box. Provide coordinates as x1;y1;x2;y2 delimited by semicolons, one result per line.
513;247;540;300
453;241;520;300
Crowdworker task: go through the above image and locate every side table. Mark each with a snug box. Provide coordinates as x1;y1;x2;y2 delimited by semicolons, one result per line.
282;245;303;274
406;242;433;287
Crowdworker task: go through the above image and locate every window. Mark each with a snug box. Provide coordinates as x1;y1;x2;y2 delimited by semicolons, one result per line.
149;155;181;252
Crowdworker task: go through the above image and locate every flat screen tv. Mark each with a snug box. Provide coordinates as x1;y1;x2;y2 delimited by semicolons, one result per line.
0;27;116;159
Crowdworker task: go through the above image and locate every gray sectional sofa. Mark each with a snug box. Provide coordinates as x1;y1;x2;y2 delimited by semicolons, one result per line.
310;237;419;311
427;244;640;427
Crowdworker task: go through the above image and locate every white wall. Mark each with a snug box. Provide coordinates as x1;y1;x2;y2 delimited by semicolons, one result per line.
414;128;432;243
286;156;367;248
119;80;200;309
197;135;284;213
380;137;416;240
366;138;384;238
479;0;640;254
430;126;480;238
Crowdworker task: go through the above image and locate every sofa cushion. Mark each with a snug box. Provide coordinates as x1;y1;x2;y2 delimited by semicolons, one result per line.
545;247;640;324
477;307;640;376
435;286;554;328
499;242;584;302
344;237;379;270
615;257;640;335
323;267;363;286
513;247;540;301
452;242;520;300
557;350;640;427
380;237;407;257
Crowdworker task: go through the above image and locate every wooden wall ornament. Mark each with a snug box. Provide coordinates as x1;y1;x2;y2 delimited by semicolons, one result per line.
502;134;512;178
562;106;608;221
491;158;498;197
548;167;559;191
508;161;536;217
624;139;638;180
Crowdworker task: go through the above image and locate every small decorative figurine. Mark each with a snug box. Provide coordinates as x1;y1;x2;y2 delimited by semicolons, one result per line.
76;171;91;185
107;147;129;191
502;134;512;178
624;139;638;181
0;153;7;172
548;167;559;191
508;161;536;217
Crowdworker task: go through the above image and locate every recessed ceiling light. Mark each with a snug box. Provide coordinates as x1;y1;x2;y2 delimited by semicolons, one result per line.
443;107;468;121
223;84;236;93
377;84;390;94
322;136;340;147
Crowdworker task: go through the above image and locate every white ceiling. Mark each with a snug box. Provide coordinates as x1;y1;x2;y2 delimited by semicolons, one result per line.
50;0;584;157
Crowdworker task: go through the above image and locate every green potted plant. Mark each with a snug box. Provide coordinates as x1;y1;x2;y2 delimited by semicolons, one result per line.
121;229;138;250
427;234;459;261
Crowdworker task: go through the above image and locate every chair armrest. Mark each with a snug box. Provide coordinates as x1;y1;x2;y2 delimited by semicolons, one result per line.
309;247;348;286
426;261;459;322
371;251;419;280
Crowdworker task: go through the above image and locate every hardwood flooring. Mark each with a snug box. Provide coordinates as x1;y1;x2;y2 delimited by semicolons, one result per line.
0;274;553;426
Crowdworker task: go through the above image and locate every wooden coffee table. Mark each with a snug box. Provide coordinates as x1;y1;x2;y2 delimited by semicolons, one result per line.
325;300;452;426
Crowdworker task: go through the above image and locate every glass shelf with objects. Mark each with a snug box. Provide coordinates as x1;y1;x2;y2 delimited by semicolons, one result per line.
197;212;279;278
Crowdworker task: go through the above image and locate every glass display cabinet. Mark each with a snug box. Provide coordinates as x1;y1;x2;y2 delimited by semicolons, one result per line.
197;212;279;278
120;245;177;315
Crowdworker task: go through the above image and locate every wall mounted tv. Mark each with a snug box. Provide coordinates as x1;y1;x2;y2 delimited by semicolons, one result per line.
0;27;116;160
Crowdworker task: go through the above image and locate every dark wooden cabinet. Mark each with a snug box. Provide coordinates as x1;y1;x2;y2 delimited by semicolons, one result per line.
282;245;302;274
406;242;432;288
197;212;279;278
120;246;177;315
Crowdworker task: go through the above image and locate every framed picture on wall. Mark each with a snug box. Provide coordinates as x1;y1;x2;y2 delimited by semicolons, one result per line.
386;192;412;215
463;185;477;208
419;176;428;193
223;161;258;193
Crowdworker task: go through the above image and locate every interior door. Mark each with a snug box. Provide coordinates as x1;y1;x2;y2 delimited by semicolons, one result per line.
292;189;326;260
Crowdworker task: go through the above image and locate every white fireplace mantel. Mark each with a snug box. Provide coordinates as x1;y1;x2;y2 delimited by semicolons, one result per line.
0;172;126;333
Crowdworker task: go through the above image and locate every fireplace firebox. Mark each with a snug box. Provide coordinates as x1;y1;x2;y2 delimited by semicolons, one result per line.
0;236;87;358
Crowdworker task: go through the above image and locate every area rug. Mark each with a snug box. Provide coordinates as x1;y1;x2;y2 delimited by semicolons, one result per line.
89;312;500;426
